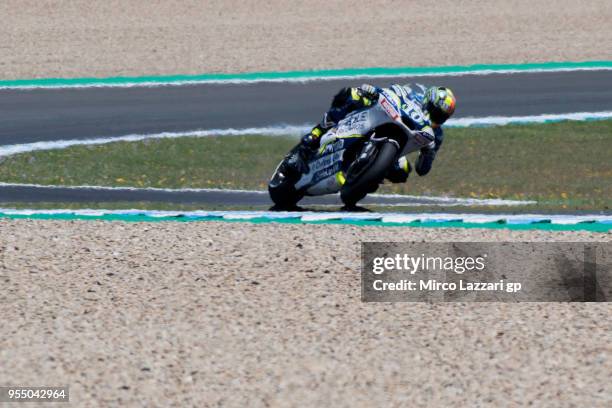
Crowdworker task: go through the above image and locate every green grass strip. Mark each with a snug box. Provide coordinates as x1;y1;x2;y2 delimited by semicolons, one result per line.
3;121;610;211
2;61;612;88
1;212;609;232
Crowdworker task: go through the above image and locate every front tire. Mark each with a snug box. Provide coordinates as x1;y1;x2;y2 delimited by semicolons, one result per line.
340;141;398;207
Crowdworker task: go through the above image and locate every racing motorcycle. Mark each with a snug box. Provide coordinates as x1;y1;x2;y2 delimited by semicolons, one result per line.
268;89;435;209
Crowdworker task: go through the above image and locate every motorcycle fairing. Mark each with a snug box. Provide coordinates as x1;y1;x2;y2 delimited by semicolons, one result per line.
292;89;433;196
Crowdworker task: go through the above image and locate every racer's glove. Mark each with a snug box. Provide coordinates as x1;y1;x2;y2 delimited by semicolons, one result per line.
359;83;380;101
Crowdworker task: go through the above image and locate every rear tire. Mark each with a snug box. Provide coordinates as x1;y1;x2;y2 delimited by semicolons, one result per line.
268;166;304;209
340;141;398;207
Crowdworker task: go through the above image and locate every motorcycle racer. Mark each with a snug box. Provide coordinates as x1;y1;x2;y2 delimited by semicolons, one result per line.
284;83;456;184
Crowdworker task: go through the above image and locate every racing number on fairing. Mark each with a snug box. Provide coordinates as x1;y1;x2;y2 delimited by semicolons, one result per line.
402;99;425;125
408;107;424;123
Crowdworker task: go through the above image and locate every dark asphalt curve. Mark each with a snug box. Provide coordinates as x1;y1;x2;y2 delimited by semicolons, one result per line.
2;69;611;205
2;70;612;146
0;185;485;207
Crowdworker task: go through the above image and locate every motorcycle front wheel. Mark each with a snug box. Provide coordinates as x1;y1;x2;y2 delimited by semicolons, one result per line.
340;141;399;208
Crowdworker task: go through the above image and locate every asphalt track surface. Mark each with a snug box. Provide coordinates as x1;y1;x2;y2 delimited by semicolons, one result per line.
0;185;508;208
2;70;612;146
1;70;611;205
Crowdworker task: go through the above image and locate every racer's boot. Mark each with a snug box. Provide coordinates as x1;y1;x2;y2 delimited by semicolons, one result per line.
301;124;327;151
282;124;327;180
385;156;412;183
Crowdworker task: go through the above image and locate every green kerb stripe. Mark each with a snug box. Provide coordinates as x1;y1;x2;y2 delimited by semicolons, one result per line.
0;212;609;232
2;61;612;88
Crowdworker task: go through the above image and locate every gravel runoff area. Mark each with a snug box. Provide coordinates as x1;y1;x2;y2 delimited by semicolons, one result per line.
2;0;612;80
1;219;610;407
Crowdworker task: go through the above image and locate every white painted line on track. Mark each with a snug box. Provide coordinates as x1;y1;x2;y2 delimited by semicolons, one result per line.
2;65;611;89
0;182;536;206
1;111;611;157
447;111;612;127
0;182;268;194
0;125;309;157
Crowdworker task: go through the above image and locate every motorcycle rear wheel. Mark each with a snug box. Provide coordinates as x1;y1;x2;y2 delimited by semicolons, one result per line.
268;164;305;209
